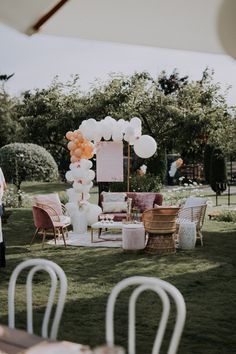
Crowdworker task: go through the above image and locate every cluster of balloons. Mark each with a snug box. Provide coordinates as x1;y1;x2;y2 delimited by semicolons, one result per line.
79;116;157;159
65;159;102;229
169;158;184;177
64;116;157;233
66;130;94;162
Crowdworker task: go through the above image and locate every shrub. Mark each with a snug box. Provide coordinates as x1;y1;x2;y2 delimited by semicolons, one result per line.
0;143;59;191
215;210;236;223
147;149;167;184
209;147;227;195
2;187;31;208
130;173;162;192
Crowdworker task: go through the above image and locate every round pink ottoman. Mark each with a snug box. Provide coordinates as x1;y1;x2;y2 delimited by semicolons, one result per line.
122;224;146;251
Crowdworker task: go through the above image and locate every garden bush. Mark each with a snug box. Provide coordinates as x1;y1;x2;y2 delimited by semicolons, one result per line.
130;173;162;192
2;187;31;208
215;210;236;223
0;143;59;191
209;147;227;194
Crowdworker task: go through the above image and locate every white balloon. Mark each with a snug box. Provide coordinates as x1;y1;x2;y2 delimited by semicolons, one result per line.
123;133;130;142
128;136;136;146
72;181;84;193
117;119;126;131
87;170;96;181
80;159;93;170
104;116;116;125
82;181;93;192
66;188;81;203
71;168;84;179
86;118;97;127
125;125;135;137
86;204;102;226
69;162;79;170
65;171;74;182
130;117;142;128
133;135;157;158
65;202;78;216
83;192;91;201
103;123;112;140
112;131;123;142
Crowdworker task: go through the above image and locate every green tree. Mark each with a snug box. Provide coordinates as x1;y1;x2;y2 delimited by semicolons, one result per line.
18;76;88;177
203;144;214;184
0;143;59;193
0;73;23;147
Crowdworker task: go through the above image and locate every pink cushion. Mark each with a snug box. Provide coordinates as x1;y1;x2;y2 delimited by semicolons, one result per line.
34;193;63;216
131;193;156;212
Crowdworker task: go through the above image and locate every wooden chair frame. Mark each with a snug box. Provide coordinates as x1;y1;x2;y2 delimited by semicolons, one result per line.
31;206;69;248
177;204;207;246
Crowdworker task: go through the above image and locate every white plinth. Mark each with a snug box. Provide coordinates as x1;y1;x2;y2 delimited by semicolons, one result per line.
122;224;145;250
71;209;88;234
178;221;196;250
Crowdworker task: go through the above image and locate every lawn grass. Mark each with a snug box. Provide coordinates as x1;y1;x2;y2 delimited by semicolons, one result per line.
0;183;236;354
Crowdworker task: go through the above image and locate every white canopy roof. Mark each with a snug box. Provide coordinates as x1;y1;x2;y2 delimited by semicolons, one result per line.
0;0;235;57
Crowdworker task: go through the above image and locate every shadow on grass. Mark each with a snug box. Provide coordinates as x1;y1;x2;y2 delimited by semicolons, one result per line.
1;208;236;354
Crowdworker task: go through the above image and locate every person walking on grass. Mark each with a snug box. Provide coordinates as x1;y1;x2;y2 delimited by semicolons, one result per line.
0;167;6;267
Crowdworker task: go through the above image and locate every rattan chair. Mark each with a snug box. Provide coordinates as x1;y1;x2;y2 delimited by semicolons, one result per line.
177;204;207;246
142;207;180;254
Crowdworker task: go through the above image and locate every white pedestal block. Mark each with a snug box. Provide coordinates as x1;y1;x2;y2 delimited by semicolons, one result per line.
122;224;145;250
72;209;87;234
178;221;196;250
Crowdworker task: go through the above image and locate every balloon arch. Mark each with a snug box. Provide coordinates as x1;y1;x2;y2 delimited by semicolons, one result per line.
64;116;157;234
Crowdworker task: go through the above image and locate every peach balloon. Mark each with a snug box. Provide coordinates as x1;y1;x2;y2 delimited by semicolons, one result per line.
66;131;74;140
74;148;82;157
70;155;78;163
67;141;76;151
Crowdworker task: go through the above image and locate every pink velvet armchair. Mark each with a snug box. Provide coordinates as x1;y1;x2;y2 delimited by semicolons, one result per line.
99;192;163;221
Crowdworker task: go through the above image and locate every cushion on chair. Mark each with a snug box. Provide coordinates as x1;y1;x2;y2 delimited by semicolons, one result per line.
102;192;127;203
34;193;63;216
132;193;156;212
183;196;207;207
102;201;128;213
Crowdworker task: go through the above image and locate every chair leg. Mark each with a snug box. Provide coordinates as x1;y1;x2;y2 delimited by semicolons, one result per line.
42;229;46;249
30;228;39;247
53;228;57;245
61;227;67;248
199;230;204;246
196;228;203;246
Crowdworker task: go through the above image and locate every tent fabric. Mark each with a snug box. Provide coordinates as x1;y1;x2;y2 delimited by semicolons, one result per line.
0;0;234;56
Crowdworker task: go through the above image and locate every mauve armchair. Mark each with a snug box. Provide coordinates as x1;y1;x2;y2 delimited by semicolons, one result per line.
31;206;69;248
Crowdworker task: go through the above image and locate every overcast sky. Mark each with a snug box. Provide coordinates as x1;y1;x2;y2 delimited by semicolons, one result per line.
0;23;236;105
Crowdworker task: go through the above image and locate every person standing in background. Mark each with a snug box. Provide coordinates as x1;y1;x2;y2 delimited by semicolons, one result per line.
0;167;6;267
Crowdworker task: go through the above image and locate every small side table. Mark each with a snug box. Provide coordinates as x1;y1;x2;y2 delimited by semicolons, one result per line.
178;221;196;250
122;224;145;251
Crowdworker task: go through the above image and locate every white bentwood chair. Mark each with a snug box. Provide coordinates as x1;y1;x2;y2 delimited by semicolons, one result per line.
8;258;68;340
106;276;186;354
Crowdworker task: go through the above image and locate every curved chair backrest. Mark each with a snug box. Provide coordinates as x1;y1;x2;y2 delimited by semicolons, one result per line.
34;193;63;216
142;207;180;234
106;276;186;354
178;204;207;227
32;206;54;229
8;258;68;340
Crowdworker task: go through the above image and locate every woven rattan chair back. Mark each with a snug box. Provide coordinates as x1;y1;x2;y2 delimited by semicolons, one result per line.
142;207;180;234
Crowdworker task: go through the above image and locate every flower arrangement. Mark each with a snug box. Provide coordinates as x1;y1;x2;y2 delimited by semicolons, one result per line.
2;187;31;208
163;177;205;206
